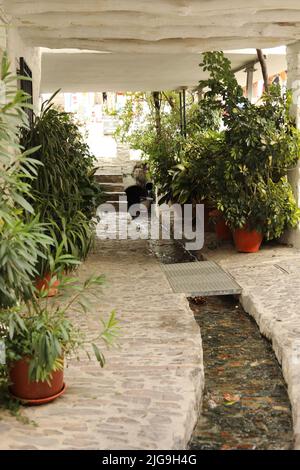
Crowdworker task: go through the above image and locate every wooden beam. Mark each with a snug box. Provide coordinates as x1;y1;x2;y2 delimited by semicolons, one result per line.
256;48;269;91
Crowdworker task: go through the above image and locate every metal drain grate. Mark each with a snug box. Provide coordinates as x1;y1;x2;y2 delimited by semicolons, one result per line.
161;261;242;297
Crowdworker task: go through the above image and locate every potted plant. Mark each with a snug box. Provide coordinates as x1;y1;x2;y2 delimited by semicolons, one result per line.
34;240;81;297
21;92;105;275
216;175;300;252
115;91;221;207
0;53;118;407
0;274;119;404
232;226;263;253
0;54;53;308
171;131;224;231
200;52;300;252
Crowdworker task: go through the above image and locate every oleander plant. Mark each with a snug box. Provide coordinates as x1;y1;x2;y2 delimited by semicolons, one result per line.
21;92;105;275
0;54;118;409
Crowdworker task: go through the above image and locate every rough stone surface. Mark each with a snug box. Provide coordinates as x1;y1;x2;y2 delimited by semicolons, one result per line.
0;238;204;450
201;239;300;449
0;1;295;92
4;1;300;52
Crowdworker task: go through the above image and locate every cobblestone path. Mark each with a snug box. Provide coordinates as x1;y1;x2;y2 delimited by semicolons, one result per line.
0;238;203;450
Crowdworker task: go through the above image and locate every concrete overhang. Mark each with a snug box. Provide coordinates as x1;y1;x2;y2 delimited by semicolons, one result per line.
3;1;300;53
0;1;292;92
40;49;287;93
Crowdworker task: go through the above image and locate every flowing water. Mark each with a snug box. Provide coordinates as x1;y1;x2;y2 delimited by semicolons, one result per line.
150;239;294;450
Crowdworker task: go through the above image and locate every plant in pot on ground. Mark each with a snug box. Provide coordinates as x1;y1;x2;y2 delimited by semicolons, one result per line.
0;54;52;308
171;131;224;205
0;273;119;404
34;242;80;297
200;52;300;252
21;93;105;283
0;56;118;409
0;53;51;411
171;130;225;232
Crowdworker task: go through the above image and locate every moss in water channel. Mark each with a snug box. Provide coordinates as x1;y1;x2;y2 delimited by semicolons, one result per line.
188;296;293;450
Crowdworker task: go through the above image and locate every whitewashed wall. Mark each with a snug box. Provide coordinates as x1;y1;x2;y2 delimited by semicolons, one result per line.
0;18;41;111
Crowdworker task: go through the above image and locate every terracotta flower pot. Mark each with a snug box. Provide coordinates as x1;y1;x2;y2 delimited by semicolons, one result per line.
35;273;60;297
209;209;232;241
200;200;215;233
233;226;263;253
9;357;65;404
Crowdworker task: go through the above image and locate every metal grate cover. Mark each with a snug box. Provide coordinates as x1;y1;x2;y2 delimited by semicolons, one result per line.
161;261;242;297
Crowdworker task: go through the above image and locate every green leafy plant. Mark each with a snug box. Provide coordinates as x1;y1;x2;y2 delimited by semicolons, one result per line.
21;92;105;273
115;92;182;201
186;98;222;135
171;131;225;204
115;91;221;203
0;54;51;307
200;52;300;239
0;274;119;383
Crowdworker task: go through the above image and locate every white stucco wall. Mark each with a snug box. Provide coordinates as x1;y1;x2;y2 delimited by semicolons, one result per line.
6;26;41;111
283;42;300;248
0;16;41;111
0;21;6;54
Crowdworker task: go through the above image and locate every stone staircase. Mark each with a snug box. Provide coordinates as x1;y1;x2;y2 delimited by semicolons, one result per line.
95;171;128;212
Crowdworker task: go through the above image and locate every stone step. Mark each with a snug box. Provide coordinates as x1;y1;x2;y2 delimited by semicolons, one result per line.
96;174;123;184
99;182;125;192
95;165;123;175
104;191;126;202
106;200;128;212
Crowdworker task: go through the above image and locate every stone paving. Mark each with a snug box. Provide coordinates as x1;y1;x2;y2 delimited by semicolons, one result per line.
201;238;300;449
0;238;204;450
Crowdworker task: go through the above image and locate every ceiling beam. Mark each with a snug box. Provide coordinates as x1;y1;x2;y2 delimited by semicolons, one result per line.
4;0;300;16
27;37;287;54
12;10;300;29
18;24;300;43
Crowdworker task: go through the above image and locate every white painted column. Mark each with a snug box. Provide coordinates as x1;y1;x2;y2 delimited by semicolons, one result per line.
246;65;254;103
284;42;300;248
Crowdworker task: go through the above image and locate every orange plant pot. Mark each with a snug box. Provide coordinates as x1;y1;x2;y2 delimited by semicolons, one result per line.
233;226;263;253
204;203;216;233
35;273;60;297
9;358;65;404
